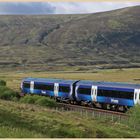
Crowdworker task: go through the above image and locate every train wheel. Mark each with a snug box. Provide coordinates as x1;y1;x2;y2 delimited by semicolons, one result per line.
56;98;60;102
122;106;127;113
102;103;107;110
115;105;120;112
70;100;74;104
89;102;94;108
77;101;81;105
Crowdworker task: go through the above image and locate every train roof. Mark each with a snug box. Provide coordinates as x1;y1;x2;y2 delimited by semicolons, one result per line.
23;77;62;83
59;79;78;84
77;80;140;89
23;77;78;84
23;77;140;89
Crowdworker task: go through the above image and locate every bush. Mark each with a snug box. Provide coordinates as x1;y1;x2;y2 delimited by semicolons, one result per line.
20;95;38;104
127;105;140;130
0;86;19;100
20;95;57;108
0;80;6;86
35;97;57;107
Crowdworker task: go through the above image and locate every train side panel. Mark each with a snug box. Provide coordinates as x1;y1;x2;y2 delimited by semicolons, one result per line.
57;83;71;99
75;85;92;102
97;86;134;107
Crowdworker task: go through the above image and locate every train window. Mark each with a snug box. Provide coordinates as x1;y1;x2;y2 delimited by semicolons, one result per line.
34;83;54;91
98;89;133;99
23;82;30;88
59;86;70;93
78;87;91;95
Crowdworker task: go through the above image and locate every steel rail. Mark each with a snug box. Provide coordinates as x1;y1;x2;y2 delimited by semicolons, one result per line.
57;102;129;118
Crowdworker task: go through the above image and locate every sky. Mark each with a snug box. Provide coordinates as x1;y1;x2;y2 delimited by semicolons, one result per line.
0;2;139;14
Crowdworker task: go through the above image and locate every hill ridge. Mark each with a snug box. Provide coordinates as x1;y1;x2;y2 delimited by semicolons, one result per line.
0;6;139;71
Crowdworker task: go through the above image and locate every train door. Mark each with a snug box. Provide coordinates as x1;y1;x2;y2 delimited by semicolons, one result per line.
138;90;140;105
134;89;140;105
54;83;59;97
69;85;73;98
30;81;34;94
75;85;79;101
137;89;140;105
91;85;97;102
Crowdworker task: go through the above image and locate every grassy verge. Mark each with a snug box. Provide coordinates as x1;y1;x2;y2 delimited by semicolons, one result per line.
0;71;140;138
20;95;57;108
0;99;140;138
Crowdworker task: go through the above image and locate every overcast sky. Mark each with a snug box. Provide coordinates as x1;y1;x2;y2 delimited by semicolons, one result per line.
0;2;139;14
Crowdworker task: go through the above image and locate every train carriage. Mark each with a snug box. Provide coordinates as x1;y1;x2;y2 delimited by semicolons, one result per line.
97;82;139;107
21;78;61;97
21;78;78;101
21;77;140;112
75;81;140;111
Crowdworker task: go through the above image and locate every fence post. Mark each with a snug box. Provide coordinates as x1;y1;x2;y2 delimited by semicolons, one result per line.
92;111;94;118
86;110;87;117
55;107;58;111
112;115;114;122
99;112;101;118
118;115;121;123
81;110;83;116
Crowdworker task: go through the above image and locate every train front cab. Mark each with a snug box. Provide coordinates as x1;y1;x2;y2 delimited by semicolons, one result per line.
21;80;31;94
75;81;140;111
134;89;140;105
21;78;60;97
96;86;140;111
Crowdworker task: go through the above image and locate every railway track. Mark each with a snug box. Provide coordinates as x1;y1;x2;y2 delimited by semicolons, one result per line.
56;103;129;121
21;94;129;122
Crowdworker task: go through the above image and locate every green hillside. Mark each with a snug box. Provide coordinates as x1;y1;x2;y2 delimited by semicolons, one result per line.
0;99;140;138
0;6;139;71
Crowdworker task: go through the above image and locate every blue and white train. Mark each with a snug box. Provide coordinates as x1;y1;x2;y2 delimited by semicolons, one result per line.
21;77;140;112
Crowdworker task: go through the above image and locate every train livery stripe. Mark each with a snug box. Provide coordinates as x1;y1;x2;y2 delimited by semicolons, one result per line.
77;93;92;101
97;96;134;106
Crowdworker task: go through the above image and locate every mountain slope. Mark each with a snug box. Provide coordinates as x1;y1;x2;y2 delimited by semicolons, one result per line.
0;6;139;71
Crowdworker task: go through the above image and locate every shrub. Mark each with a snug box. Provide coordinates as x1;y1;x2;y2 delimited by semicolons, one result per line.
35;96;57;107
127;105;140;131
20;95;57;108
0;80;6;86
20;95;38;104
0;86;19;100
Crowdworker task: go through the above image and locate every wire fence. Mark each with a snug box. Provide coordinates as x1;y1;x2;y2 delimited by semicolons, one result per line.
54;106;128;124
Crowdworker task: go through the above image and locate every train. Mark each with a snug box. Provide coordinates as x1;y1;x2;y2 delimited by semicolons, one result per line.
21;77;140;112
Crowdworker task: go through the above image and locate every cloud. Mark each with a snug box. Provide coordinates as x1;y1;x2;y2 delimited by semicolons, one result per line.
0;2;56;14
0;2;139;15
50;2;140;14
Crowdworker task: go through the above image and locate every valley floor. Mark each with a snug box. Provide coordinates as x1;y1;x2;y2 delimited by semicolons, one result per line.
0;68;140;91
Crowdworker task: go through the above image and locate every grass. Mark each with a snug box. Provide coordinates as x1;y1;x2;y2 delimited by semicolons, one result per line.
0;84;19;101
0;81;58;108
20;95;57;108
0;99;140;138
0;6;139;72
0;68;140;91
0;68;140;137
